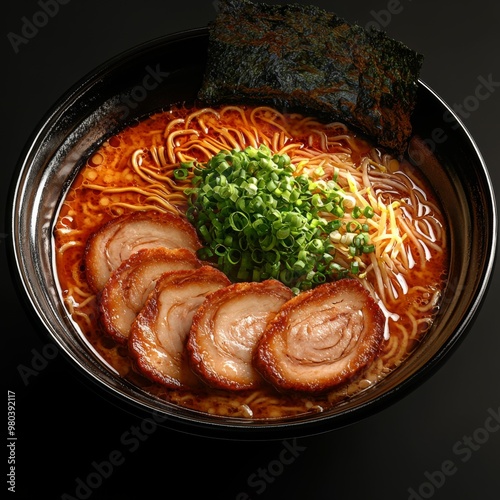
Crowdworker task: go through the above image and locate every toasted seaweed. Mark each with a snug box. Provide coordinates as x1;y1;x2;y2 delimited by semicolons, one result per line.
198;0;424;154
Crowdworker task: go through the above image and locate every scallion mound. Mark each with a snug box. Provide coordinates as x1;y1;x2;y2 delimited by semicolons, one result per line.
186;145;373;292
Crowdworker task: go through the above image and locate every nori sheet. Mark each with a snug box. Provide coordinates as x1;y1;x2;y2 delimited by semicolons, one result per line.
198;0;424;154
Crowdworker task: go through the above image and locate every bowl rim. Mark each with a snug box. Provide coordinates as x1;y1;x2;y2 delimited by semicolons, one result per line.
8;27;498;439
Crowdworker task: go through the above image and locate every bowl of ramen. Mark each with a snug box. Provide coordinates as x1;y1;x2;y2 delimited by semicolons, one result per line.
9;26;497;439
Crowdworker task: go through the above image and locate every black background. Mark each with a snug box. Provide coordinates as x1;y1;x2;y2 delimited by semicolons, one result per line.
2;1;499;499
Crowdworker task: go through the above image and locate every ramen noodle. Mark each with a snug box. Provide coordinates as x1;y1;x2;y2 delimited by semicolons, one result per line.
53;105;448;419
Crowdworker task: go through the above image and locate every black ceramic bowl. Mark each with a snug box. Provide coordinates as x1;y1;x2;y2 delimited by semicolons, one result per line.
9;28;497;439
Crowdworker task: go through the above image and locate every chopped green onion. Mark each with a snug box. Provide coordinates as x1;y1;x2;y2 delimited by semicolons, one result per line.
174;167;189;180
364;206;375;218
186;144;375;290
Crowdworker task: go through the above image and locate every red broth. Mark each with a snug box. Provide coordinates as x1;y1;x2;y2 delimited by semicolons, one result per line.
53;105;448;419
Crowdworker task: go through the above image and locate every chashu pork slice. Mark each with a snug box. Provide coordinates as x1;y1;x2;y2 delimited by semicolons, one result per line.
84;211;202;293
100;247;203;344
187;280;294;391
254;279;385;393
128;266;231;389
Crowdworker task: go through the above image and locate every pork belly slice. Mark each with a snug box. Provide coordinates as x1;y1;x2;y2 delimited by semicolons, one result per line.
84;211;202;293
187;280;294;391
100;247;202;344
254;279;385;393
128;266;231;389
